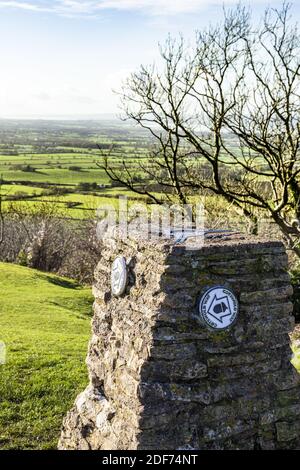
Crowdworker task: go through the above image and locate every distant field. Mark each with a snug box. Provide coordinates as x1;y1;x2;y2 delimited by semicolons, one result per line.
0;120;155;218
0;262;92;450
0;151;110;184
0;168;109;185
0;184;45;196
0;119;269;224
1;186;151;219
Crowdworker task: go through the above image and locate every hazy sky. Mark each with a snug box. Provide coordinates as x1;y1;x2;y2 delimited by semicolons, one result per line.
0;0;298;118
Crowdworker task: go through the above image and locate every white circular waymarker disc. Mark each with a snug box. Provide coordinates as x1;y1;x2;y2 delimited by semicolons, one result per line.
111;256;127;297
198;286;238;330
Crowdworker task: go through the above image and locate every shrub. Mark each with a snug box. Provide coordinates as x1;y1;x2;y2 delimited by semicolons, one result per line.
22;165;36;173
68;166;82;171
0;213;101;284
10;164;36;172
77;182;98;192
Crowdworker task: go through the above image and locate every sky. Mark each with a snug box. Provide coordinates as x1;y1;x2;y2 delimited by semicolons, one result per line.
0;0;298;119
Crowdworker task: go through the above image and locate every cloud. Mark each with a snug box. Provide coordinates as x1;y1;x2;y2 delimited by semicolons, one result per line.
32;91;52;101
0;0;256;17
0;1;51;12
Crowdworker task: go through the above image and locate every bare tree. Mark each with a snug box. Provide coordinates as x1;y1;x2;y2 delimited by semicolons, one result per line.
224;2;300;250
100;2;300;255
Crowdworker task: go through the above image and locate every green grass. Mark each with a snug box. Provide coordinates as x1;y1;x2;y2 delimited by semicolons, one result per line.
0;167;109;185
291;332;300;373
292;349;300;371
0;184;45;196
1;183;152;219
2;194;139;219
0;262;92;450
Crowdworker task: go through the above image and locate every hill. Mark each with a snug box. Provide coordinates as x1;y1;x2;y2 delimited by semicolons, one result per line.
0;262;92;449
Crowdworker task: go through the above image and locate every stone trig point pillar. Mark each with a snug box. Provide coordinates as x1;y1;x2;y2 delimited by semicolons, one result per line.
59;231;300;450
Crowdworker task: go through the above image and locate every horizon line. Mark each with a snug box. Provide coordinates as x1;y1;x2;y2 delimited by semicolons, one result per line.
0;113;120;121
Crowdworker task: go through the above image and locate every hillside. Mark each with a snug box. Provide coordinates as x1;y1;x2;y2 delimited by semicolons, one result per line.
0;262;93;449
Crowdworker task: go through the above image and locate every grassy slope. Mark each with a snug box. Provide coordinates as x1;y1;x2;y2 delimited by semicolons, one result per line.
291;327;300;372
0;263;92;450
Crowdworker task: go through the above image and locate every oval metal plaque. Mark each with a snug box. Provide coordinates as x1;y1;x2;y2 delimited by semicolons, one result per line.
198;286;238;330
111;256;127;297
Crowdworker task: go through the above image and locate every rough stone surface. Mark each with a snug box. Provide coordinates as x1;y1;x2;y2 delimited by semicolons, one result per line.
58;231;300;450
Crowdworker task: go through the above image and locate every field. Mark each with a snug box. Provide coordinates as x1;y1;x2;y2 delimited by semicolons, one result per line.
0;262;92;450
0;119;152;219
0;119;275;235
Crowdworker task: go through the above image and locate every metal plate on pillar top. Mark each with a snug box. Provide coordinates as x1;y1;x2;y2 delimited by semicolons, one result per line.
111;256;127;297
198;286;238;330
